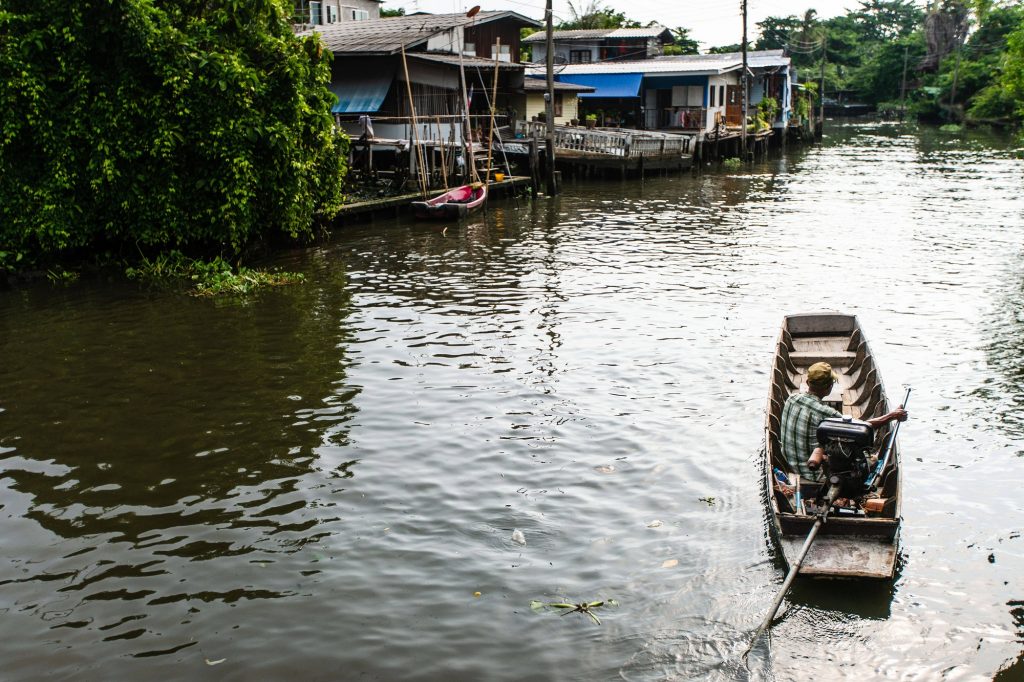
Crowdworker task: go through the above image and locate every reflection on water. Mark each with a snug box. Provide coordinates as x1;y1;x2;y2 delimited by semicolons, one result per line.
1;121;1023;680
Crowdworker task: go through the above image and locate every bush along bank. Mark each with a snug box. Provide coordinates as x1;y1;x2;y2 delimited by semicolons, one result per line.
0;0;348;289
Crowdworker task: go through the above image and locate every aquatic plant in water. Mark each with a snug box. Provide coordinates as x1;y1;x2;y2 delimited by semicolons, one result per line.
125;251;304;297
531;599;618;625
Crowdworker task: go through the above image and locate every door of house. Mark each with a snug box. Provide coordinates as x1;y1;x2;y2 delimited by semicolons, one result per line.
725;85;744;127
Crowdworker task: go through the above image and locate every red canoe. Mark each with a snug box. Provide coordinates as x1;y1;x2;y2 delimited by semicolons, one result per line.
411;183;487;220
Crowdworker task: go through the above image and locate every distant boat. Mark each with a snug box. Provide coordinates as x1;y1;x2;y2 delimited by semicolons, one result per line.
765;312;902;580
411;183;486;220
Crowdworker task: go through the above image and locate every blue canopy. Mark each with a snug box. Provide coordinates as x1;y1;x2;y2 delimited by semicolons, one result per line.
557;73;643;99
330;68;394;114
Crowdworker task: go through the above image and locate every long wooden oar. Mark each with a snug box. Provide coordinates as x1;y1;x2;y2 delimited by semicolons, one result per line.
742;482;840;659
866;387;911;489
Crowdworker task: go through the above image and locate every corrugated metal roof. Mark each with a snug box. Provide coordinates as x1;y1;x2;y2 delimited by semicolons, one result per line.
300;11;539;55
673;50;791;68
411;52;524;70
527;59;739;76
522;77;595;92
522;25;672;43
523;50;790;77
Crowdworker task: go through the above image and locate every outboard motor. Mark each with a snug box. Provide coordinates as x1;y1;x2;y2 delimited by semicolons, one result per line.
814;415;875;500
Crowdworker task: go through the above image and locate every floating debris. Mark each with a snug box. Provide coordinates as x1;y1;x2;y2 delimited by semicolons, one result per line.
699;496;716;506
647;520;663;528
511;529;526;545
662;559;679;568
594;465;615;474
531;599;618;625
205;658;226;666
473;591;482;598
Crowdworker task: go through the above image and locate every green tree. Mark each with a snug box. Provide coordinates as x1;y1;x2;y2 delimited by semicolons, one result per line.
0;0;347;272
558;1;641;29
663;26;700;55
850;0;923;42
965;4;1024;121
380;5;405;17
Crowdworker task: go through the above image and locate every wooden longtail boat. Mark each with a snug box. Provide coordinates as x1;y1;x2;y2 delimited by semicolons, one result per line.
411;183;486;220
765;313;902;580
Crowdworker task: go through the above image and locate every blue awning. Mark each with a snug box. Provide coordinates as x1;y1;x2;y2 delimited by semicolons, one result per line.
329;67;395;114
557;73;643;99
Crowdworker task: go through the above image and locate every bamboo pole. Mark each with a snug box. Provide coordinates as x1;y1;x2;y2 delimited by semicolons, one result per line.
436;115;448;190
457;15;479;184
400;44;429;197
484;37;501;184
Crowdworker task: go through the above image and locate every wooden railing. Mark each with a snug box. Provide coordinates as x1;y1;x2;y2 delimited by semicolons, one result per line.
514;121;693;158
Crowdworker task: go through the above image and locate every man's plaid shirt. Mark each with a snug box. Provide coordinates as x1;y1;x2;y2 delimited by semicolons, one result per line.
780;392;842;480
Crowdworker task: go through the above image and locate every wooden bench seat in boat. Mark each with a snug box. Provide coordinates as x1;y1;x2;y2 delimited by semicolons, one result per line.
788;350;858;367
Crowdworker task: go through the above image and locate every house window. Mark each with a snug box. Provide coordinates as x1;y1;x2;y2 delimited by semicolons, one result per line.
720;85;725;105
325;4;337;23
463;42;475;56
309;1;323;24
570;50;591;64
343;6;369;20
709;85;716;107
491;44;511;62
554;93;563;117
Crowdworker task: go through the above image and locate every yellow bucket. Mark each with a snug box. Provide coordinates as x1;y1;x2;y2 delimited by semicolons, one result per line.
494;172;505;182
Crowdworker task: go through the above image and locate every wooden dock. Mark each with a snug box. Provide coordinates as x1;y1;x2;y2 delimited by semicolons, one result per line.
516;121;695;178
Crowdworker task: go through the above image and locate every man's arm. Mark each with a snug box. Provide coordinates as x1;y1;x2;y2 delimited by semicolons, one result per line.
866;405;908;429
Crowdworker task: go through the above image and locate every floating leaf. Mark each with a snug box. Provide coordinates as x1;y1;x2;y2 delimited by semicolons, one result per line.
699;496;716;506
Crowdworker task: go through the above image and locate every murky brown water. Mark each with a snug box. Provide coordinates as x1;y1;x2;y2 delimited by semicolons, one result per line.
1;121;1022;680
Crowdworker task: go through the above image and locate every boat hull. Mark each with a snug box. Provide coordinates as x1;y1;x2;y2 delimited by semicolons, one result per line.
411;184;486;221
765;312;902;580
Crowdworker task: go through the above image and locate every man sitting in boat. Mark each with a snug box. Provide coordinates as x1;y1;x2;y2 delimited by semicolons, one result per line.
780;361;907;481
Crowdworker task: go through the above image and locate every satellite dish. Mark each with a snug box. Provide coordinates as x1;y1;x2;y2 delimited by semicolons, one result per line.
466;5;480;17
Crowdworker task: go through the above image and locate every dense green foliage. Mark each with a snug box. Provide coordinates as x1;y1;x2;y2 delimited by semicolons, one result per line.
0;0;348;273
559;1;641;30
746;0;1024;128
663;28;700;55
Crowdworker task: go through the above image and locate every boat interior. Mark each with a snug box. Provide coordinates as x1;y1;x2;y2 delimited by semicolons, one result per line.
767;313;900;525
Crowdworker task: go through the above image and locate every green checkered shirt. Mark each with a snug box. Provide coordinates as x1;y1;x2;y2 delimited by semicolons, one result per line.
780;392;842;480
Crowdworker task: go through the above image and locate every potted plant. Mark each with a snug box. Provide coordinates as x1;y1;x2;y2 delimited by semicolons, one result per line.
570;118;579;127
585;113;597;129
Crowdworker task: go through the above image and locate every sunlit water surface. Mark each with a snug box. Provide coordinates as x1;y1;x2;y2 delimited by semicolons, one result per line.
1;121;1022;681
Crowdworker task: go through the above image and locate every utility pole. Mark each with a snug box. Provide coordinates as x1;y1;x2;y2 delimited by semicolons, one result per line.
899;45;909;121
545;0;557;195
818;36;826;139
740;0;748;157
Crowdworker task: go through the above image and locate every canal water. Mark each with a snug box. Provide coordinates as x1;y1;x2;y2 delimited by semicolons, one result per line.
1;121;1022;680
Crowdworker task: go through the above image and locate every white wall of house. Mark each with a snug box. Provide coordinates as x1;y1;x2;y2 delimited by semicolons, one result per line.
302;0;379;25
427;28;467;54
705;74;732;131
523;93;578;125
531;42;601;65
